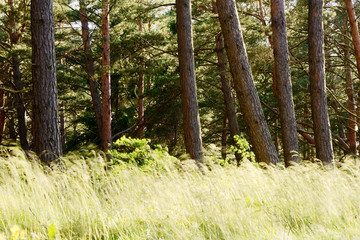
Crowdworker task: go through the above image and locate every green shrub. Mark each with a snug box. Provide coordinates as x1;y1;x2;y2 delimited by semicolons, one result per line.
109;136;178;172
229;135;255;162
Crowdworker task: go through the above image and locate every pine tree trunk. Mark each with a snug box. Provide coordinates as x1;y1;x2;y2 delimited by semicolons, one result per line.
221;112;227;160
0;92;5;144
344;35;356;154
345;0;360;78
176;0;203;161
216;0;278;164
308;0;334;163
31;0;62;163
215;34;241;163
271;0;299;166
79;0;103;140
12;55;29;150
8;0;29;150
345;0;360;155
101;0;111;152
137;19;145;137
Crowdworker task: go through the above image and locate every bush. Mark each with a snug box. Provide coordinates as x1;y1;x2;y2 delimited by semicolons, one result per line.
229;135;255;162
109;136;178;172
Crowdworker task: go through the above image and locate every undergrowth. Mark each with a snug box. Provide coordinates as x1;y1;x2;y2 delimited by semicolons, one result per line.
0;140;360;239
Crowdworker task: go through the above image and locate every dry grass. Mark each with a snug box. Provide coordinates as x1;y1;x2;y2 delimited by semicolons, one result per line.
1;146;360;239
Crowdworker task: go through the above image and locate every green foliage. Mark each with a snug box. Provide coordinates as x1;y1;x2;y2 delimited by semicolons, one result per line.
109;136;178;172
230;135;255;162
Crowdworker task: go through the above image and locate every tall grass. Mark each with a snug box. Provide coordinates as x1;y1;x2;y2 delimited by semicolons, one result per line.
1;145;360;239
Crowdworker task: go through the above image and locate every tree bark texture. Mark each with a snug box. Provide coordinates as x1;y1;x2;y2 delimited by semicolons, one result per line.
215;34;241;163
176;0;204;161
31;0;62;163
101;0;111;152
345;36;356;154
79;0;103;140
345;0;360;79
216;0;278;164
271;0;299;166
308;0;334;163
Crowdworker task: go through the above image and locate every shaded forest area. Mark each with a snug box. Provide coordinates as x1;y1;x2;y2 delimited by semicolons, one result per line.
1;0;360;166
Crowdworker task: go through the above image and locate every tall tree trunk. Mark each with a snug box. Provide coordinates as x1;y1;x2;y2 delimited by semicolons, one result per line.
31;0;62;163
221;112;227;160
137;19;145;137
101;0;111;152
216;0;278;164
271;0;299;166
60;108;66;151
79;0;103;140
345;0;360;155
8;0;29;150
345;0;360;78
215;33;241;163
0;91;5;144
344;35;356;154
308;0;334;163
176;0;203;161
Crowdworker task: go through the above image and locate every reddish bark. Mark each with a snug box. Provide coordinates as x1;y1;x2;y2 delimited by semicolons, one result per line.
101;0;111;152
79;0;103;140
345;0;360;78
345;36;356;154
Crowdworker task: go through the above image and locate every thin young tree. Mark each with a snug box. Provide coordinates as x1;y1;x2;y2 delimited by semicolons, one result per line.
79;0;103;141
31;0;62;163
101;0;111;152
271;0;299;166
8;0;29;150
345;0;360;155
215;34;242;164
345;0;360;78
344;33;356;154
308;0;334;163
176;0;203;161
216;0;278;164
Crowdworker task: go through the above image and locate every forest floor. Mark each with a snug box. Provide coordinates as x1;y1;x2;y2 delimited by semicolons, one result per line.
1;143;360;239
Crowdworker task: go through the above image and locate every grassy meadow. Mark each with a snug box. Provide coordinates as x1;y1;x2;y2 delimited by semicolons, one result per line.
1;143;360;239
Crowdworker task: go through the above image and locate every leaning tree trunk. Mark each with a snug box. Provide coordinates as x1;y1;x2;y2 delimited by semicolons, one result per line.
215;34;242;164
79;0;103;141
31;0;62;163
271;0;299;166
101;0;111;152
308;0;334;164
176;0;204;161
216;0;278;164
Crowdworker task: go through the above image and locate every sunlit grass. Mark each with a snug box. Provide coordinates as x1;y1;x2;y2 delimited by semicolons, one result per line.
1;145;360;239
